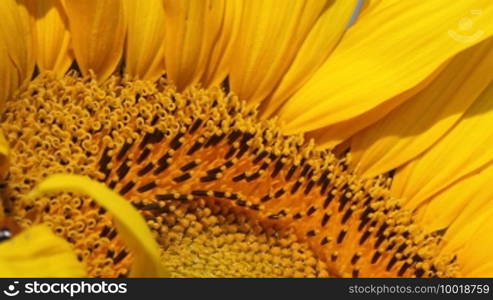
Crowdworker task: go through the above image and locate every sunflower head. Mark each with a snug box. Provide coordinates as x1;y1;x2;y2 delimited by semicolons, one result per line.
1;0;493;278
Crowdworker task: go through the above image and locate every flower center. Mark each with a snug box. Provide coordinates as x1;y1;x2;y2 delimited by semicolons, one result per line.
0;72;458;277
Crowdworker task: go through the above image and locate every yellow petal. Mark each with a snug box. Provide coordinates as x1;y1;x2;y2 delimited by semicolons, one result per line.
28;174;167;277
402;162;493;277
357;0;393;18
306;66;443;149
0;225;85;277
124;0;166;81
23;0;72;75
454;214;493;277
64;0;126;81
0;0;34;107
414;164;493;235
0;41;18;110
229;0;357;109
462;261;493;278
351;38;493;177
163;0;239;90
279;0;493;135
199;0;242;87
15;1;35;83
259;0;359;118
441;206;493;277
392;82;493;210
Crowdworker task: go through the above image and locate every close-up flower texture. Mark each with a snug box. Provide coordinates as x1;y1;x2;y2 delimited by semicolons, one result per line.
0;0;492;278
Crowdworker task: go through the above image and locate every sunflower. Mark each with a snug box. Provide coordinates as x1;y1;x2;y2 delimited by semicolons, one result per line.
0;0;492;278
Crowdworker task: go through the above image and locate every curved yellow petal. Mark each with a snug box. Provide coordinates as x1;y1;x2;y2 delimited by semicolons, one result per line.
306;66;444;149
391;82;493;210
279;0;493;135
229;0;357;109
351;38;493;177
259;0;358;118
400;160;493;277
413;164;493;235
124;0;165;81
441;206;493;277
23;0;72;75
0;225;85;277
0;0;34;108
64;0;126;81
28;174;167;277
163;0;239;91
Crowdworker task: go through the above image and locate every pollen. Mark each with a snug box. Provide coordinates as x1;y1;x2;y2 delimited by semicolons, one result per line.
0;72;459;277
